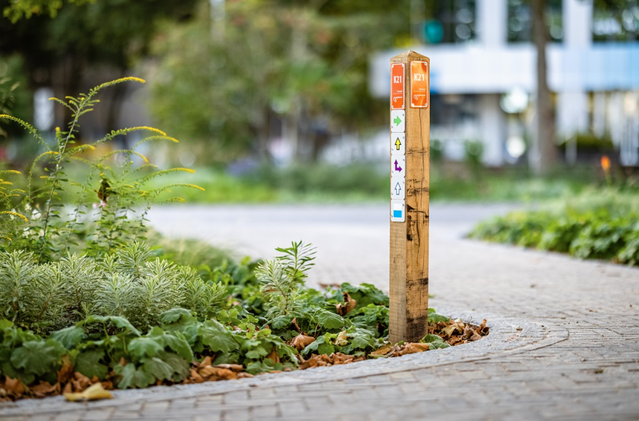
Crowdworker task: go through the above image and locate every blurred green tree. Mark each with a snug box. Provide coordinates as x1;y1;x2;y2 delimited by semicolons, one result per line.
2;0;94;22
0;0;198;143
148;0;409;164
0;55;31;136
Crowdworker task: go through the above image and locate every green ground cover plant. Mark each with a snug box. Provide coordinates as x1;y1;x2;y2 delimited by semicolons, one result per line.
470;188;639;265
0;239;489;401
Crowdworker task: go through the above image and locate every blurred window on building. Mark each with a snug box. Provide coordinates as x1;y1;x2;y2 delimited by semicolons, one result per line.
430;94;482;161
593;0;639;42
423;0;477;44
507;0;563;43
431;94;479;126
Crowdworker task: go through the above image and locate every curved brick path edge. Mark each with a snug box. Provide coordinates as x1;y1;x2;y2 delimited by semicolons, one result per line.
0;310;567;417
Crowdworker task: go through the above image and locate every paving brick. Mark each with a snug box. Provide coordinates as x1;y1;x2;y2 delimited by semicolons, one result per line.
22;416;51;421
53;413;82;421
221;390;249;403
249;404;277;418
221;408;250;421
192;413;222;421
142;401;170;411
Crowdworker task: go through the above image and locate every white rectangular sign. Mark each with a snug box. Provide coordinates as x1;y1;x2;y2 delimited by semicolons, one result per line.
391;132;405;154
390;176;405;200
390;110;405;132
391;199;405;222
391;154;405;178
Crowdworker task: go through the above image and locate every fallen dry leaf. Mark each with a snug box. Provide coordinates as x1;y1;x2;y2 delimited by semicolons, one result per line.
4;377;24;397
449;336;464;346
370;343;393;358
198;366;237;380
30;381;59;397
442;320;465;337
265;349;280;364
331;353;351;365
198;365;217;378
64;383;112;402
290;334;315;351
334;331;349;346
213;364;244;372
299;352;365;369
71;372;92;392
335;292;357;316
389;343;430;356
57;356;74;384
462;325;474;339
213;368;238;380
479;319;489;335
402;343;430;355
62;382;73;395
189;368;205;383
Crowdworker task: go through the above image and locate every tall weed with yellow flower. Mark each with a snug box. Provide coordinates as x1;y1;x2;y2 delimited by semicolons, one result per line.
0;77;203;261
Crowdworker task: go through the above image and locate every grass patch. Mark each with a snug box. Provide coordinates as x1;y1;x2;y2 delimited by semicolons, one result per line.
141;164;611;204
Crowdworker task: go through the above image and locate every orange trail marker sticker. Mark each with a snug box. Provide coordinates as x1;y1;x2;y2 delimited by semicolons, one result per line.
411;61;429;108
391;63;405;110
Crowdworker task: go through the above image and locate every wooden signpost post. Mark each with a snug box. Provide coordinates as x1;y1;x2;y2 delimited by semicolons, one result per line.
389;51;430;343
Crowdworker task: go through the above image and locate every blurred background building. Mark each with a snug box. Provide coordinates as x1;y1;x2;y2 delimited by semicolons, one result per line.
1;0;638;172
366;0;639;168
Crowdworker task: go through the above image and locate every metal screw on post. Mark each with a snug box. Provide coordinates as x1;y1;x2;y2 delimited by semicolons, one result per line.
389;50;431;343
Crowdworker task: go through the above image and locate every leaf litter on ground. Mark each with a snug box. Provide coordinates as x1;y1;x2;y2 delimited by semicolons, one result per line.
0;317;488;402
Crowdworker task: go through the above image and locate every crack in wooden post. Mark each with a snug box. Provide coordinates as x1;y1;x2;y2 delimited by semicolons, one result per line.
389;50;430;343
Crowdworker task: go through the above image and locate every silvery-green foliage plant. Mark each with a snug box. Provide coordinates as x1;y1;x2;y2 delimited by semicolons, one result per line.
0;242;226;333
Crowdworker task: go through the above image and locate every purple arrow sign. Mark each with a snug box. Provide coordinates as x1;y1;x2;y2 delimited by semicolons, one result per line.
394;159;402;173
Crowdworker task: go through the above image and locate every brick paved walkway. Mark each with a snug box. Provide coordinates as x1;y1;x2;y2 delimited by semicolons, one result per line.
1;204;638;421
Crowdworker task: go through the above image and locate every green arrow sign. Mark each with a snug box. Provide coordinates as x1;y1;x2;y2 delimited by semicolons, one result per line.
393;116;402;126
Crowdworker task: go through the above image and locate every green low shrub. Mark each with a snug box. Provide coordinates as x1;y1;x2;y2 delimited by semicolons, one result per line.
471;191;639;265
0;77;202;262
